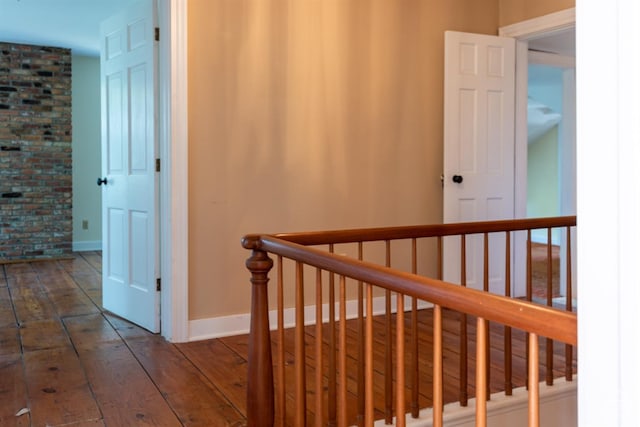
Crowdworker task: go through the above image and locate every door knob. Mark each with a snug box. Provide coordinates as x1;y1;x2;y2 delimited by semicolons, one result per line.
97;177;107;186
452;175;463;184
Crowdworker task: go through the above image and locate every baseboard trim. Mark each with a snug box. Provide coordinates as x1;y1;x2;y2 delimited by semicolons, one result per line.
389;377;577;427
188;296;433;342
72;241;102;252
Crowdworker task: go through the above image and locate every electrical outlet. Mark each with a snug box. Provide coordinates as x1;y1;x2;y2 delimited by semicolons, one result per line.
82;220;88;230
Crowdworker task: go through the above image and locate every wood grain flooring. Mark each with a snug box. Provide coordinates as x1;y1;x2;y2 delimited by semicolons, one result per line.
0;252;575;426
1;252;246;427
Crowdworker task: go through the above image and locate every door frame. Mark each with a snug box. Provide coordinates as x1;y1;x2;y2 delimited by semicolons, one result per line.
499;8;575;297
499;7;575;220
158;0;188;342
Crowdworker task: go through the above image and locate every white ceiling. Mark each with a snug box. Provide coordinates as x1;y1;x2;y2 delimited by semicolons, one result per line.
528;29;575;57
0;0;137;56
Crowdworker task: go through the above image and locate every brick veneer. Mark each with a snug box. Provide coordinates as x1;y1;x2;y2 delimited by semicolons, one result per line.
0;42;72;259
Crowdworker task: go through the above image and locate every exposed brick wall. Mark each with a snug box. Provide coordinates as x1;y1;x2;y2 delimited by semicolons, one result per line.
0;43;72;259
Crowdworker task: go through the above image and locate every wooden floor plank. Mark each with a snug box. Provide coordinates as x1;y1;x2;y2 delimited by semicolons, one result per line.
78;252;103;274
3;263;36;276
64;314;181;425
35;271;81;292
76;341;183;426
23;346;102;427
0;267;7;288
0;287;17;328
0;353;30;427
127;335;246;426
0;326;21;357
58;255;98;275
8;285;57;324
46;288;100;318
176;339;248;417
63;314;122;349
68;273;103;308
20;319;72;352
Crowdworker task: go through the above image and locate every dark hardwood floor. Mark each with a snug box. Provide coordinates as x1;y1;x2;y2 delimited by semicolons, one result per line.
0;252;574;426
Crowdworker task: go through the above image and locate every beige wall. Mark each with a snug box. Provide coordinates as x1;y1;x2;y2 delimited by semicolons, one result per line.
187;0;499;320
186;0;573;321
499;0;575;27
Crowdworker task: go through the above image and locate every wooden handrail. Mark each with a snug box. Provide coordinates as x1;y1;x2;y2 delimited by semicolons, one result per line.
242;216;577;426
268;216;576;246
242;234;577;346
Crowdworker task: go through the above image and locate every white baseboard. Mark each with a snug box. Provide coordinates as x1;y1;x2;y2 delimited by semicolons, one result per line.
72;240;102;252
188;295;433;342
388;377;577;427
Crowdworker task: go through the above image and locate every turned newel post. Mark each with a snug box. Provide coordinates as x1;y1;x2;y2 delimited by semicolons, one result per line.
243;236;275;426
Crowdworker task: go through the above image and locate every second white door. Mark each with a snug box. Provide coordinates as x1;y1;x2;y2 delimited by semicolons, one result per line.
442;31;516;292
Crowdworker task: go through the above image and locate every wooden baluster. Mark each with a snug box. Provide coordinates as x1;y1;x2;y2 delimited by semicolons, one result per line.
528;333;540;427
483;233;490;400
385;240;393;424
565;227;573;381
504;232;513;396
396;293;406;427
475;317;487;427
437;236;443;280
460;234;468;406
246;249;275;426
546;228;554;386
435;236;444;422
526;229;532;301
365;283;374;425
357;242;365;425
433;304;443;427
339;276;348;427
276;256;285;425
410;238;419;419
295;262;306;426
328;245;337;426
315;268;324;427
525;230;532;389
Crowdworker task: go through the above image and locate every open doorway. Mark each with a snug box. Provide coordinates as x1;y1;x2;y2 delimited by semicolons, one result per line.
526;29;576;242
0;0;189;341
499;8;576;300
527;29;576;304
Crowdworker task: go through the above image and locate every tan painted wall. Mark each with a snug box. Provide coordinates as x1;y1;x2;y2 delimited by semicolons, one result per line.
187;0;499;320
499;0;575;27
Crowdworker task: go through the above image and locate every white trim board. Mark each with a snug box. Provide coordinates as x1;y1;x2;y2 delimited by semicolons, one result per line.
499;8;575;40
499;10;576;298
158;0;189;343
387;378;577;427
188;296;433;342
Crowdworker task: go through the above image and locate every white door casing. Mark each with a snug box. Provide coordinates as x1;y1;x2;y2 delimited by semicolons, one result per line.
100;0;160;332
442;31;516;292
500;9;576;298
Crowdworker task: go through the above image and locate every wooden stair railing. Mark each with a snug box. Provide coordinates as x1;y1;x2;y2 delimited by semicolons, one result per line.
242;216;577;426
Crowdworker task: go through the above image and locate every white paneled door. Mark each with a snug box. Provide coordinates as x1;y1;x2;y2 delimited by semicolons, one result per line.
100;0;160;332
442;31;516;292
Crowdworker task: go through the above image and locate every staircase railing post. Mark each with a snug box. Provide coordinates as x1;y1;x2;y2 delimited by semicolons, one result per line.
243;237;275;426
